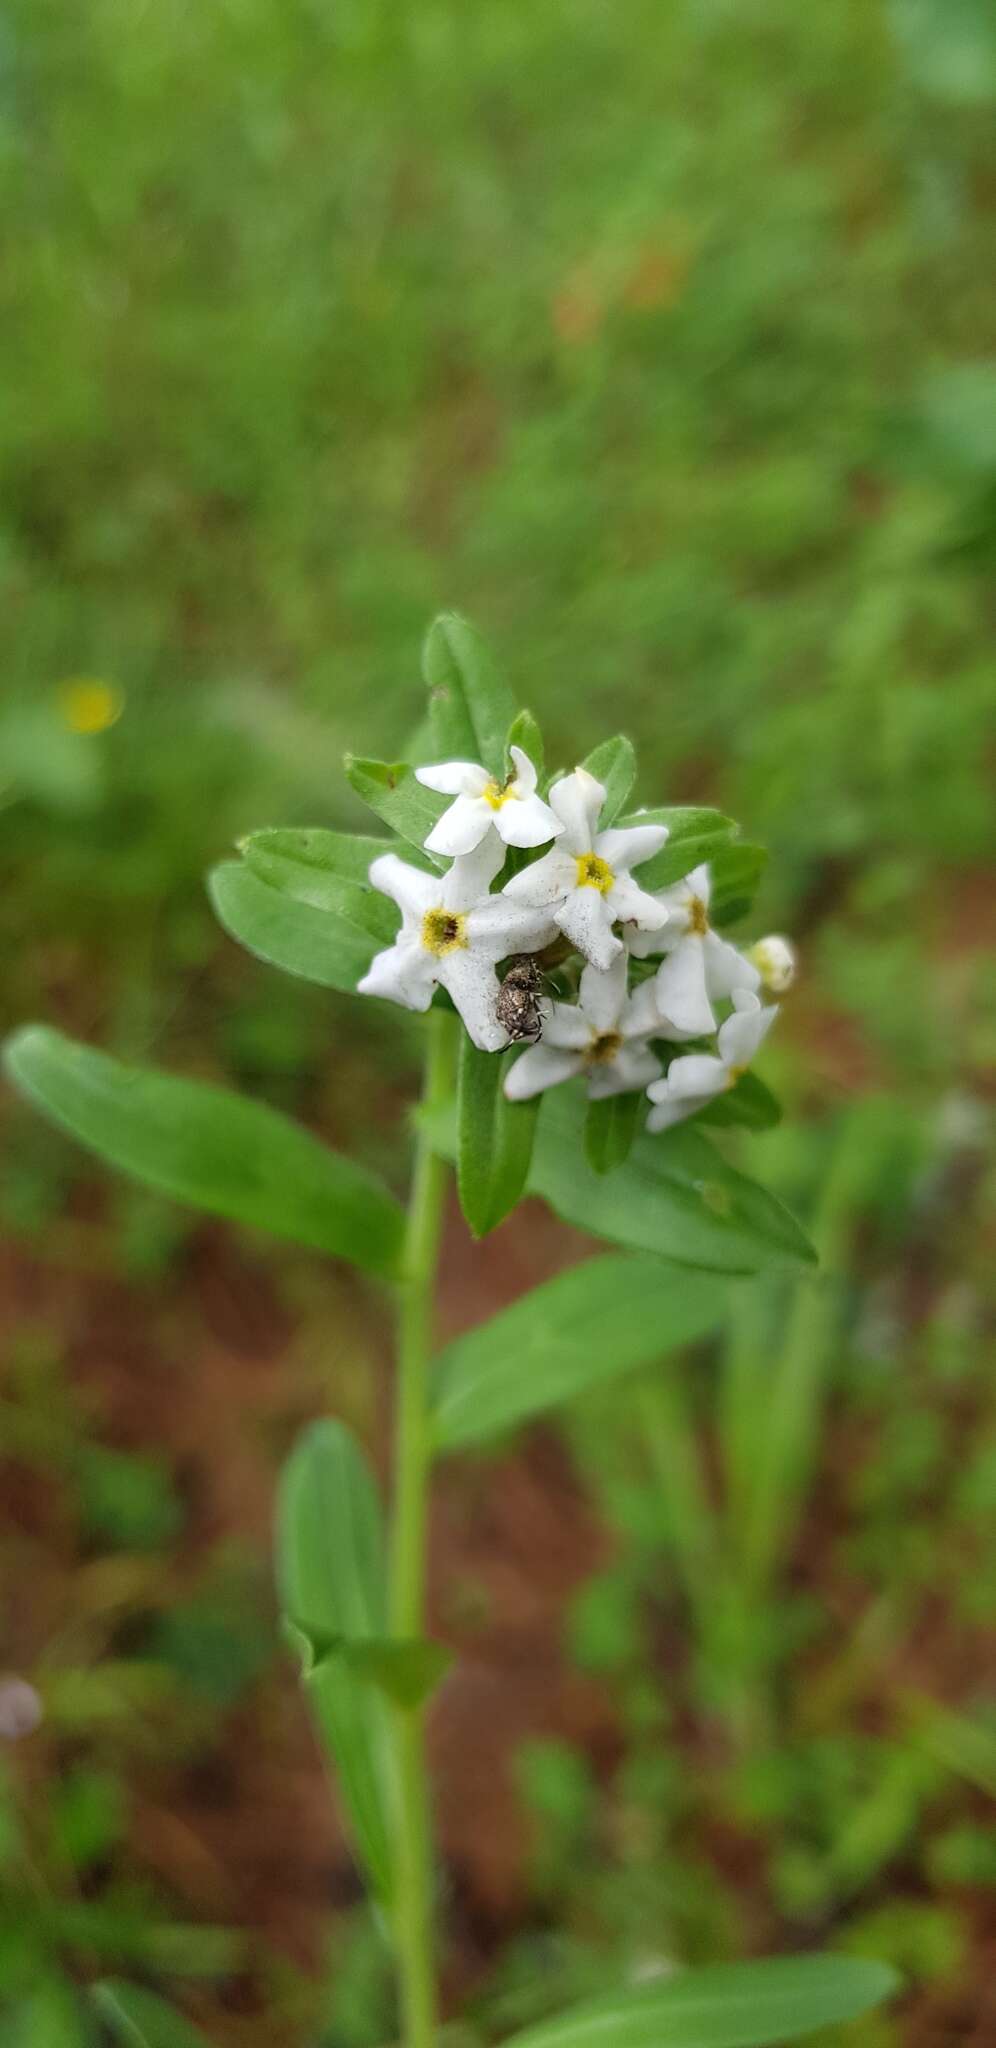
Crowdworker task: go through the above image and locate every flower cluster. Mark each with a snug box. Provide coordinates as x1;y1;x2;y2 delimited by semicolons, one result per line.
358;752;794;1134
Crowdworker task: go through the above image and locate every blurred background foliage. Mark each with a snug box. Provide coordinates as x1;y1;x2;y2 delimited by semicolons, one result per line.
1;0;994;2043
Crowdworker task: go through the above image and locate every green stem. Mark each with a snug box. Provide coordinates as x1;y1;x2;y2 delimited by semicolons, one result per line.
390;1008;455;2048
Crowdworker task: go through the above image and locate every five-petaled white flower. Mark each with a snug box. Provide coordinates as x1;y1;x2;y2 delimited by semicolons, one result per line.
501;768;669;973
357;836;558;1052
627;862;759;1036
504;952;663;1102
415;745;561;858
646;989;777;1132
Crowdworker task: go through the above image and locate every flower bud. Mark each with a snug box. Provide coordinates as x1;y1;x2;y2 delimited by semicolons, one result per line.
750;934;796;994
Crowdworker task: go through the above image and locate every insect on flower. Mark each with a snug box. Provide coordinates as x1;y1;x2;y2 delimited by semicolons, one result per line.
496;955;545;1044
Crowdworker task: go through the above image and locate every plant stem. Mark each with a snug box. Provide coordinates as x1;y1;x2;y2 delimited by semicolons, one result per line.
390;1008;454;2048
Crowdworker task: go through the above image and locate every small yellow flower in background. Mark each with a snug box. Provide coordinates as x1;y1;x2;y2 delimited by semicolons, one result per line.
56;678;124;735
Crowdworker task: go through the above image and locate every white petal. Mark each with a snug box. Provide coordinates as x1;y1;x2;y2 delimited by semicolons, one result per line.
357;939;435;1011
654;937;716;1035
437;952;506;1052
444;832;507;909
646;1092;709;1134
549;767;605;853
597;822;669;872
368;853;437;922
588;1042;662;1098
717;990;778;1070
495;789;562;848
424;793;494;857
620;978;663;1039
578;953;627;1033
415;760;488;796
654;1052;729;1101
685;863;712;907
703;930;760;1000
503;1043;583;1100
502;847;576;907
464;898;560;961
607;873;670;929
625;921;668;959
542;1001;595;1052
506;744;537;797
556;888;621;970
612;1042;663;1092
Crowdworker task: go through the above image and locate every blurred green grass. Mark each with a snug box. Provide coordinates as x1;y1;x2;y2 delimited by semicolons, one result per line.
1;1;995;2043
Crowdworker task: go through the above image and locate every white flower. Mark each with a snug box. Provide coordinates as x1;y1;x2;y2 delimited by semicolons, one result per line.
357;835;558;1051
627;863;759;1036
414;745;561;857
504;953;662;1102
501;768;669;972
646;989;777;1132
749;933;796;994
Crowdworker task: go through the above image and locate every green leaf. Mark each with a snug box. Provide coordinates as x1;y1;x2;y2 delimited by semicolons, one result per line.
457;1037;539;1237
3;1027;403;1279
290;1625;453;1711
528;1088;813;1274
581;735;636;825
710;842;768;929
506;709;545;783
240;827;430;939
584;1091;642;1174
90;1982;211;2048
432;1253;727;1450
620;807;736;892
344;756;448;862
210;862;380;992
695;1072;782;1132
502;1955;900;2048
422;612;516;777
276;1421;396;1902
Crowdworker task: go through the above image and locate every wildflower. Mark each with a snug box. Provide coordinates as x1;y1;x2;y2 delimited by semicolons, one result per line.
646;989;777;1132
415;746;561;857
358;836;558;1051
501;768;669;972
627;863;758;1036
504;953;662;1101
749;933;796;994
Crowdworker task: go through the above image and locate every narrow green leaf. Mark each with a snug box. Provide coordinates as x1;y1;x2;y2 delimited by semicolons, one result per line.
529;1088;813;1273
581;735;636;825
710;841;769;928
422;612;516;777
276;1421;395;1902
695;1071;782;1132
584;1090;642;1174
210;861;380;991
287;1624;453;1711
344;755;448;862
90;1982;211;2048
240;827;431;939
503;1955;900;2048
3;1027;403;1279
432;1253;727;1450
506;708;545;783
620;807;737;892
457;1037;539;1237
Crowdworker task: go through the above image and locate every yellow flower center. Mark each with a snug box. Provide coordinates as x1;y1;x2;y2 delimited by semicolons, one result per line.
687;895;709;936
483;777;513;811
421;908;468;957
587;1030;623;1065
57;679;123;735
575;853;614;894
